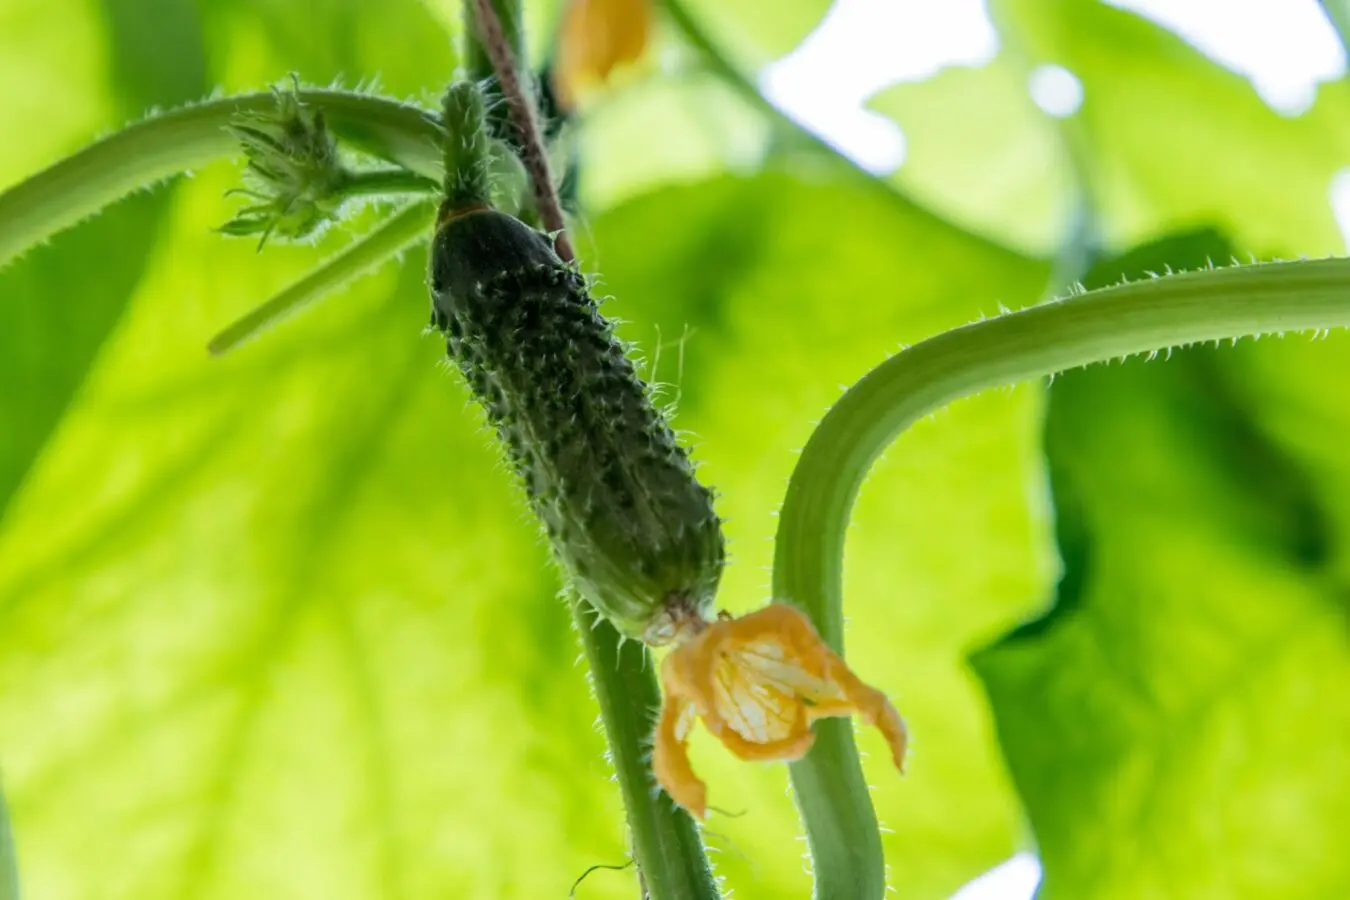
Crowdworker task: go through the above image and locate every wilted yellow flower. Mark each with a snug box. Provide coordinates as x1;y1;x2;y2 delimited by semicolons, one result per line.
553;0;652;107
653;603;908;820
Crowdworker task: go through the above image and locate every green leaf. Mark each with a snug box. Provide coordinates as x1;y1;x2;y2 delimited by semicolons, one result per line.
990;0;1349;255
0;186;596;900
200;0;455;98
866;54;1074;255
0;0;207;518
973;231;1350;898
675;0;831;63
576;72;769;211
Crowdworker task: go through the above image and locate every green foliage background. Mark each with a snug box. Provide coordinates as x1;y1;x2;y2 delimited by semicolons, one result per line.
1;0;1348;898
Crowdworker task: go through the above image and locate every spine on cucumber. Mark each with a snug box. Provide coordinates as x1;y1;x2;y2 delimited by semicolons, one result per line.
428;180;724;643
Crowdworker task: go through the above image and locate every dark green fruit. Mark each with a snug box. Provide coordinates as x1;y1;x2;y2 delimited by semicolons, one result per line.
429;206;724;642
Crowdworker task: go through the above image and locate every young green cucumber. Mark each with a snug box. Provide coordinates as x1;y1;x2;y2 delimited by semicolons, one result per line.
428;205;724;643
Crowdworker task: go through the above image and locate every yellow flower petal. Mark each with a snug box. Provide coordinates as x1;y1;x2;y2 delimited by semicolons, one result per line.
653;603;908;819
652;694;706;818
553;0;653;108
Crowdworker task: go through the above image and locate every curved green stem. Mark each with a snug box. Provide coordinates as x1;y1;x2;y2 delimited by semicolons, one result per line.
341;169;440;198
208;199;436;356
0;785;17;900
572;602;720;900
0;90;443;270
775;258;1350;900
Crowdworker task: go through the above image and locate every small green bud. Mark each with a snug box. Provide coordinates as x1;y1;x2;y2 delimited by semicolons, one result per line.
222;82;349;246
428;208;724;643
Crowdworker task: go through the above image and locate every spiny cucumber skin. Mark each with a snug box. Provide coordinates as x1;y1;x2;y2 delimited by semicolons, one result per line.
429;208;724;642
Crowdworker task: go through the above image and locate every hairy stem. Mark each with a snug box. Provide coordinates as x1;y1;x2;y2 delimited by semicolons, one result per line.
572;603;720;900
0;90;442;270
341;169;440;198
776;258;1350;900
468;0;574;260
208;199;436;355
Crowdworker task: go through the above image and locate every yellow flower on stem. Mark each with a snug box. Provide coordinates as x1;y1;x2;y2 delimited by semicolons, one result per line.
653;603;909;820
553;0;653;108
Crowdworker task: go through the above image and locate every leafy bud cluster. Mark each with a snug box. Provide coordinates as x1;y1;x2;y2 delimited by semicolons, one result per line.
221;86;350;245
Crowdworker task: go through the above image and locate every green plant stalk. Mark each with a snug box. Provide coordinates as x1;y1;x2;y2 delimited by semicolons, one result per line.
0;90;443;270
340;168;440;198
572;602;720;900
0;786;17;900
208;199;436;355
775;258;1350;900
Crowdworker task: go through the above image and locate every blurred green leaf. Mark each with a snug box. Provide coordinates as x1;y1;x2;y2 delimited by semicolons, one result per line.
576;72;768;210
0;0;206;521
201;0;454;97
974;231;1350;898
990;0;1349;255
977;347;1350;898
674;0;831;64
866;54;1074;256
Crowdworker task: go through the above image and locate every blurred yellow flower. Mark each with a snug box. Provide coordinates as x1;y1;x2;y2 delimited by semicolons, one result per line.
653;603;908;820
553;0;653;107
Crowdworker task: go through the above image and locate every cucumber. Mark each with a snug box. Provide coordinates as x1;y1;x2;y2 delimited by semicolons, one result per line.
429;206;724;642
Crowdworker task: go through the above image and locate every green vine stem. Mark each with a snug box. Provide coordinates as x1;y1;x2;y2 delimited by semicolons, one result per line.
0;90;443;270
207;199;436;355
0;785;17;900
775;258;1350;900
573;602;721;900
334;168;440;198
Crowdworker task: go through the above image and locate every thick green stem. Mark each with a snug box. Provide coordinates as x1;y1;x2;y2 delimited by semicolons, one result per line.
572;603;720;900
0;90;442;270
208;199;436;356
775;258;1350;900
0;786;16;900
341;169;439;199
